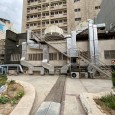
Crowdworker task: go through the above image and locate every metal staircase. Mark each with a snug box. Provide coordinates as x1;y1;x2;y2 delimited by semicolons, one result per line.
46;41;67;56
77;48;112;78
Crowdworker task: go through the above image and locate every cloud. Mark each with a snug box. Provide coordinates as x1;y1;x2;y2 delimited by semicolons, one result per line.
0;0;23;33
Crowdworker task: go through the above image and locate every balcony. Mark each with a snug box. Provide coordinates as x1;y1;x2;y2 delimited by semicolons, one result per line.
32;26;41;30
50;14;67;19
27;18;41;22
27;9;40;14
50;4;67;10
28;2;39;6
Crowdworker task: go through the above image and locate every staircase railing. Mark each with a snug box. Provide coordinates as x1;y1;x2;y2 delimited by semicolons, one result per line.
77;47;112;75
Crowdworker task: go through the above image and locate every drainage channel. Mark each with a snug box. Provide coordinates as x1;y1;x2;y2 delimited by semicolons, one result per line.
35;75;66;115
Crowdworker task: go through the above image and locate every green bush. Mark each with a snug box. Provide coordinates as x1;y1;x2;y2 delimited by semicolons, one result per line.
0;96;9;104
100;93;115;110
0;75;7;87
15;90;24;100
10;98;18;105
112;72;115;87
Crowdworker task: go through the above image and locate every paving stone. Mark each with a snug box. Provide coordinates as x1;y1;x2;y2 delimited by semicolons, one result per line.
35;102;60;115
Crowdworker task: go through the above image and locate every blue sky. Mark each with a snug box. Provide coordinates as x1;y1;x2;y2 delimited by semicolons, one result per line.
0;0;23;33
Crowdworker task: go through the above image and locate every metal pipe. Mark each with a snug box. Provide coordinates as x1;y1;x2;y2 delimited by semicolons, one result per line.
88;19;95;64
93;25;99;65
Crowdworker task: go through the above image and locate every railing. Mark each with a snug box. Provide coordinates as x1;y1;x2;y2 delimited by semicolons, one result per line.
77;47;112;74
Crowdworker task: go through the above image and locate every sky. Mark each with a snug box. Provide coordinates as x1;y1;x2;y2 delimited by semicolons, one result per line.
0;0;23;33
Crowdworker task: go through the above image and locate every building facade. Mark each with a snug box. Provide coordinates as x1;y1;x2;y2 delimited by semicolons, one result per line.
0;18;17;64
0;18;12;64
22;0;101;35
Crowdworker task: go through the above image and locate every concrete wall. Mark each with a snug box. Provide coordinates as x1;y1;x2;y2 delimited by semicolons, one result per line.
5;30;27;64
99;39;115;65
76;39;115;65
96;0;115;31
26;39;115;67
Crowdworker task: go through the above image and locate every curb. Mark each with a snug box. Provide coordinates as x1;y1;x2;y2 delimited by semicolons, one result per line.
10;80;35;115
79;90;114;115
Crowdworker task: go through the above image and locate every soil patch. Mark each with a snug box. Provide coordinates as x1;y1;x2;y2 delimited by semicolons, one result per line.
0;81;24;115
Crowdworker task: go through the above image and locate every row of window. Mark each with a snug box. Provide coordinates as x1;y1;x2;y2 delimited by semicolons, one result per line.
28;53;67;61
10;50;115;62
27;10;67;19
74;6;100;13
11;54;22;61
27;3;66;12
28;0;66;6
26;19;67;28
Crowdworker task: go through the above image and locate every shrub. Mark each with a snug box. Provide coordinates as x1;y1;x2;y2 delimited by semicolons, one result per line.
10;98;18;105
112;72;115;87
100;93;115;110
0;75;7;87
0;96;9;104
15;90;24;100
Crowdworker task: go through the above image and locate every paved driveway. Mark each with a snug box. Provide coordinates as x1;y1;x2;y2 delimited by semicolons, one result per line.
8;74;59;115
8;75;113;115
63;78;113;115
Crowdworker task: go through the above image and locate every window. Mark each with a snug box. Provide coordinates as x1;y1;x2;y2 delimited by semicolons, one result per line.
59;53;67;60
95;6;100;10
74;0;80;2
28;53;43;61
74;8;81;12
49;53;57;60
75;18;81;21
11;54;22;61
104;50;115;59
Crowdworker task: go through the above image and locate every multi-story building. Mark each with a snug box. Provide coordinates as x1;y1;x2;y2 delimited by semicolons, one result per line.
22;0;101;35
0;18;16;64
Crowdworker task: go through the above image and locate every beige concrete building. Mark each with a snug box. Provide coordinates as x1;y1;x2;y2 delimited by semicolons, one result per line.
22;0;101;35
0;18;16;64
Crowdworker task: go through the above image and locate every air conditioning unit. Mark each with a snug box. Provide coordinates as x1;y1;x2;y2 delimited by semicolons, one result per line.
71;72;79;79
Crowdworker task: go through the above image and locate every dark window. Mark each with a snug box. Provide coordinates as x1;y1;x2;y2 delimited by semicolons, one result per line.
95;6;100;10
75;18;81;21
74;8;81;12
104;50;115;59
49;53;57;60
74;0;80;2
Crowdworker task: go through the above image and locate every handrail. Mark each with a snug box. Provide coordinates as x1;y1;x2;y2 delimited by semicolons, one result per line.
67;47;112;73
77;47;112;73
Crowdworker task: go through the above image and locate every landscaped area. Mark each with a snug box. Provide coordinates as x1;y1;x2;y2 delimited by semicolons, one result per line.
94;72;115;115
0;75;24;115
95;93;115;115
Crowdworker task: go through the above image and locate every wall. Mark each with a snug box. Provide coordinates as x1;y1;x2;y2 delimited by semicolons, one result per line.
4;30;27;64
